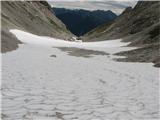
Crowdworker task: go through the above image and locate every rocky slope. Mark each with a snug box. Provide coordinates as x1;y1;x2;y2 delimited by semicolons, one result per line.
83;1;159;42
1;1;73;53
53;8;117;36
83;1;160;67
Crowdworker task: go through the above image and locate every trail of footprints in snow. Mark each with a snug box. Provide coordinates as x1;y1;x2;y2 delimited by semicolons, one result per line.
2;85;154;120
2;68;158;120
2;87;113;119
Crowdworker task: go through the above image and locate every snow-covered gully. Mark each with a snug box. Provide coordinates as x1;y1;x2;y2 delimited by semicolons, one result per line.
2;30;159;120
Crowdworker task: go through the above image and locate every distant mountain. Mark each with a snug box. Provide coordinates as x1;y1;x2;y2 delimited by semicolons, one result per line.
83;1;160;67
52;8;117;36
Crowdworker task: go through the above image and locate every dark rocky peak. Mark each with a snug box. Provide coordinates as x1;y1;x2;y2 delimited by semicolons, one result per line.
121;7;132;15
134;1;159;9
39;1;52;10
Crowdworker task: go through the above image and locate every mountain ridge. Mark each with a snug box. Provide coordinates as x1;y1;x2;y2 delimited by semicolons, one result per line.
53;7;117;36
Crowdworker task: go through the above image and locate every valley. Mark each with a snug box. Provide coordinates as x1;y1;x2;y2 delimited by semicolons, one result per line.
1;1;159;120
2;30;159;120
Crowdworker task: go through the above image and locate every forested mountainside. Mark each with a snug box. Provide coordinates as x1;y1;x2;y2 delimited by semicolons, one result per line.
83;1;160;67
53;8;117;36
1;1;73;53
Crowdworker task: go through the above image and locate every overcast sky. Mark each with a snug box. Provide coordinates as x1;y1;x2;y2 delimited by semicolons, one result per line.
48;0;138;15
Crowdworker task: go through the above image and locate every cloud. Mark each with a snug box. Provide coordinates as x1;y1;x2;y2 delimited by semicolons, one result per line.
48;0;138;15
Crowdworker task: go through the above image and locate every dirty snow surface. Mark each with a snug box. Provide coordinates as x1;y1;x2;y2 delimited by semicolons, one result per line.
2;30;159;120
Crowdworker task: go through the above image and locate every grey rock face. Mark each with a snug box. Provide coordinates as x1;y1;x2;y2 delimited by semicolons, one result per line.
83;1;160;67
83;1;159;42
1;1;74;53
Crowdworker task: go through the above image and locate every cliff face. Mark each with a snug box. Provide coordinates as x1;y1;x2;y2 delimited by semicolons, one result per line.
1;1;73;53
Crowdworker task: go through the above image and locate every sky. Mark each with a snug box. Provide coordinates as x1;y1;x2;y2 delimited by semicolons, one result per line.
48;0;138;15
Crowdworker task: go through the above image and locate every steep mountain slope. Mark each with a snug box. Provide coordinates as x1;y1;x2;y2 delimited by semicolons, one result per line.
84;1;159;41
1;1;73;53
53;8;117;36
83;1;160;67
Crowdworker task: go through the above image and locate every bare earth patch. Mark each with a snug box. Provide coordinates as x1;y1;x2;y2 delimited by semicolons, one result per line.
55;47;109;58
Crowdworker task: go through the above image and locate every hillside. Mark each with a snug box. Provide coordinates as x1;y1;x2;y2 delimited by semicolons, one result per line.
83;1;160;67
1;1;73;53
53;8;117;36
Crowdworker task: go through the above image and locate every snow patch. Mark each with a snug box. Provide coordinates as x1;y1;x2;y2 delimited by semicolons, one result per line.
2;29;158;120
10;29;130;48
